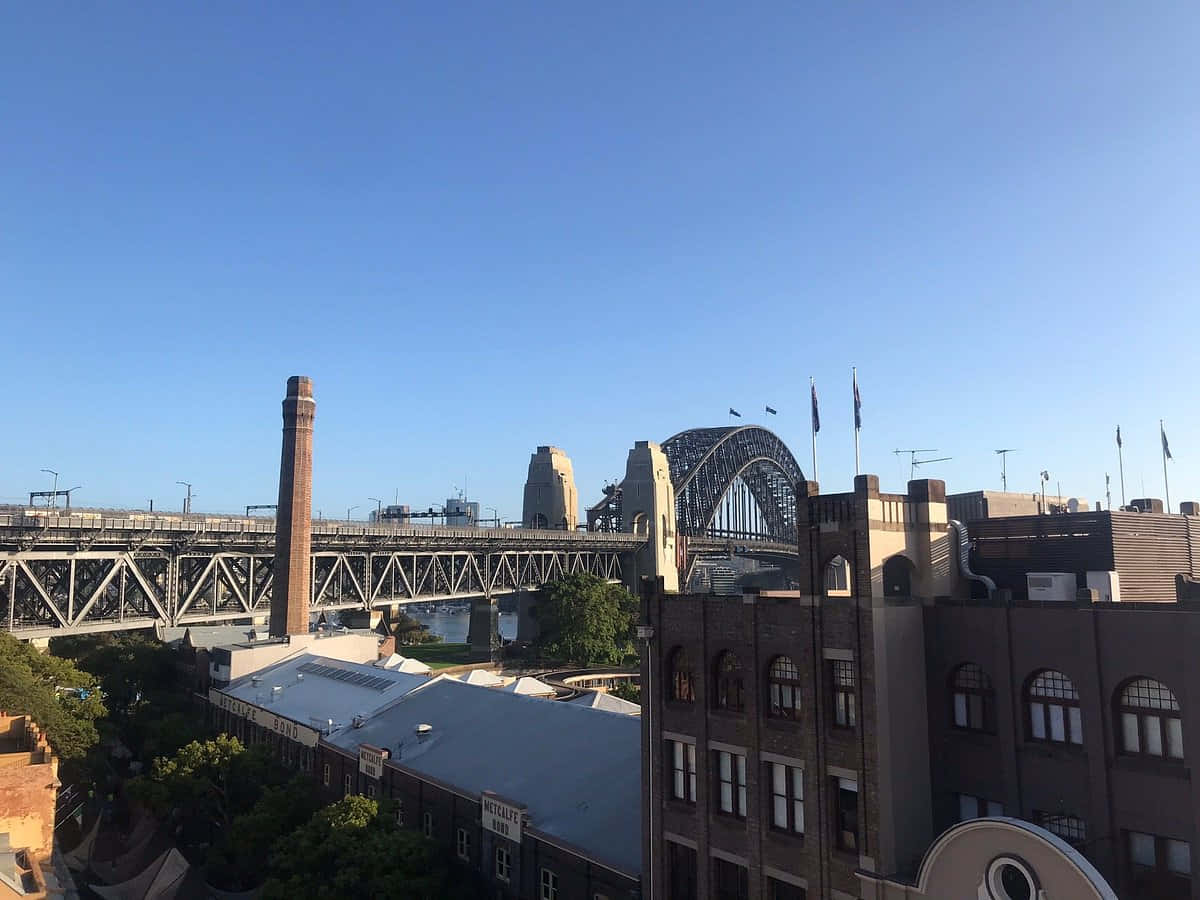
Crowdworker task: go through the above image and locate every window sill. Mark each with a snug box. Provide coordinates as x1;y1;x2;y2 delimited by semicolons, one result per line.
765;713;803;727
666;699;697;709
767;828;805;844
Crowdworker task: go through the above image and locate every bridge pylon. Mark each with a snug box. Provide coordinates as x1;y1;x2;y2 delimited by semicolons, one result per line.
621;441;679;593
522;446;578;530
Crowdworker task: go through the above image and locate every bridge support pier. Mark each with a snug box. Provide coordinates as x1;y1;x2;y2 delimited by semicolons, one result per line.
515;590;540;644
467;597;500;661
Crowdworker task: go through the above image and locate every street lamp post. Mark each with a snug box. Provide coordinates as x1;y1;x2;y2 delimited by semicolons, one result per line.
346;505;359;522
176;481;194;515
40;469;59;509
368;497;382;522
485;506;499;528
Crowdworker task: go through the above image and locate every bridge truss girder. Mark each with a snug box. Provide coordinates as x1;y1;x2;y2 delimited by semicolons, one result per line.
0;546;626;638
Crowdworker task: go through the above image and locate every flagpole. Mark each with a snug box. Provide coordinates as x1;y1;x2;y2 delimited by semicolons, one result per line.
1117;427;1126;508
1162;419;1171;513
810;376;819;484
852;367;861;476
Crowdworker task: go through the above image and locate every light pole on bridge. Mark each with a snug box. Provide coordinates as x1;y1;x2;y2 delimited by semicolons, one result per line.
368;497;382;522
40;469;58;509
176;481;194;515
347;505;359;522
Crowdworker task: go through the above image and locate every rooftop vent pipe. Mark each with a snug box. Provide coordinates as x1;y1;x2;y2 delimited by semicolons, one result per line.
948;519;997;596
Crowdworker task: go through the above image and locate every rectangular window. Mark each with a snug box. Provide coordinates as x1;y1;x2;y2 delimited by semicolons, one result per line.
834;776;858;851
715;750;746;817
366;783;376;799
769;762;804;835
540;868;558;900
768;878;806;900
953;692;969;728
495;846;511;882
830;660;856;728
456;827;470;861
395;800;404;826
669;740;697;802
1166;718;1184;759
1030;701;1046;739
322;763;330;786
1122;712;1140;753
343;773;352;797
1166;839;1191;875
666;841;697;900
712;857;748;900
422;811;433;838
956;793;1003;822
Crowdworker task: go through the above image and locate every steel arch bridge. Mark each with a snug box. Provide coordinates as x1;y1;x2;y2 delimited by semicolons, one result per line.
588;425;805;549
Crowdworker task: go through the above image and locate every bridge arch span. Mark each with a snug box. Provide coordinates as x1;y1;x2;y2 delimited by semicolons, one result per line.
660;425;805;544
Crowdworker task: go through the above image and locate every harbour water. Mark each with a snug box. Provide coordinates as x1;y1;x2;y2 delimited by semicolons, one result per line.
410;610;519;644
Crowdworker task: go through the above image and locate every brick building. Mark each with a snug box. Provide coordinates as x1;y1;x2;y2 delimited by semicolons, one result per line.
210;665;641;900
640;475;1189;899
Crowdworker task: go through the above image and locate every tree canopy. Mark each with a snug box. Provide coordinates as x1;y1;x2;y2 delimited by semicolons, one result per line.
263;795;460;900
127;735;279;832
532;572;639;665
206;774;321;890
0;632;106;759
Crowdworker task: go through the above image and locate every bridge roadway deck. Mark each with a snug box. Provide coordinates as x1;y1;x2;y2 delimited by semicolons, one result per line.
0;510;645;638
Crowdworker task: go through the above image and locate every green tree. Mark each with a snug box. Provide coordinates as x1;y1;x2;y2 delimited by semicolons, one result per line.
610;680;641;706
0;632;106;759
262;795;454;899
206;774;321;890
532;573;639;666
127;735;278;832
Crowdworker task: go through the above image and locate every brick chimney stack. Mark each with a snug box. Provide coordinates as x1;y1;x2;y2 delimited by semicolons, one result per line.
269;376;315;637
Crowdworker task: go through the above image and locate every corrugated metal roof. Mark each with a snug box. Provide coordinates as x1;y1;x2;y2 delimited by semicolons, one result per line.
326;679;641;876
223;653;429;732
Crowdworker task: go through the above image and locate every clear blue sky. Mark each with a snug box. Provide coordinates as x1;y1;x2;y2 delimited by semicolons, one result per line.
3;4;1198;519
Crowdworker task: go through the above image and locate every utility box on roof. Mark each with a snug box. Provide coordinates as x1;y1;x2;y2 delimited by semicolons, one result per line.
1027;573;1077;603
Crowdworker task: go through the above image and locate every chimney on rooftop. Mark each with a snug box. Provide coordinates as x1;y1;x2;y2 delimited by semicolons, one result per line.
270;376;316;638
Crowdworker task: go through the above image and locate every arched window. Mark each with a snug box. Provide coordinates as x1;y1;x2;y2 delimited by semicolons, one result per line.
824;556;851;596
714;651;745;712
1118;678;1183;760
950;663;995;733
767;656;802;719
1026;669;1082;745
668;647;695;703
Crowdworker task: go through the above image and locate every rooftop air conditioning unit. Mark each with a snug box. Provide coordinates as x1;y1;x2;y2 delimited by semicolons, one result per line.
1086;571;1121;603
1027;573;1077;603
251;675;263;685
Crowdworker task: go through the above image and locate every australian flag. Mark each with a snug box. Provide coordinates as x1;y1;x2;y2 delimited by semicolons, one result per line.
1162;423;1172;460
811;383;820;434
853;372;862;431
729;407;742;418
1116;425;1122;449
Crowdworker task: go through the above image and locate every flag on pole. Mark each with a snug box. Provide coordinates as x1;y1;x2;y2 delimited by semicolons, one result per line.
729;407;742;418
853;372;862;430
1116;425;1122;449
1162;423;1172;460
810;383;820;433
765;405;777;415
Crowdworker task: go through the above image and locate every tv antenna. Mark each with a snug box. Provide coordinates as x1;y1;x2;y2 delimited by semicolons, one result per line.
894;449;952;481
994;449;1018;491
